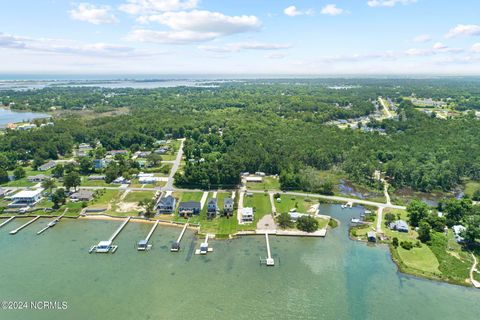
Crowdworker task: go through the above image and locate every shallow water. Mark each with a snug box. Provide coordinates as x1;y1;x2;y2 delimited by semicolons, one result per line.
0;205;479;320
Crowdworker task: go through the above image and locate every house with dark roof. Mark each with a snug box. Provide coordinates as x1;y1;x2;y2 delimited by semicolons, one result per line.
207;198;218;219
223;197;234;216
156;195;176;214
38;161;56;171
178;201;201;217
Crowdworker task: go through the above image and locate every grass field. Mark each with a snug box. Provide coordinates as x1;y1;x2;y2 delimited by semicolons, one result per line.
123;191;155;203
88;189;119;209
239;193;272;231
275;195;316;214
246;176;280;190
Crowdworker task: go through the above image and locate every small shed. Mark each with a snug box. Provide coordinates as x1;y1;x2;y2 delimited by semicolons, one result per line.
367;231;377;242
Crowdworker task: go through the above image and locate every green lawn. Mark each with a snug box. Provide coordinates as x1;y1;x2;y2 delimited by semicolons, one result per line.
123;191;155;203
275;195;315;214
88;189;119;209
171;191;239;236
397;245;440;274
80;177;117;187
246;176;280;191
239;193;272;231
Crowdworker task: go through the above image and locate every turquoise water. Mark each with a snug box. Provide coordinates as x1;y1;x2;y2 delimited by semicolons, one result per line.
0;108;50;128
0;205;479;320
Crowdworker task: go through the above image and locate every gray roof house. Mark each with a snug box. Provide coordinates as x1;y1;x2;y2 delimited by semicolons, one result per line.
223;197;234;216
367;231;377;242
27;174;51;183
156;195;176;214
178;201;201;216
389;220;409;232
207;198;218;219
38;161;56;171
70;190;95;202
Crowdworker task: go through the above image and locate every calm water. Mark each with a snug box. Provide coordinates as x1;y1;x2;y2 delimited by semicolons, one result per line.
0;205;479;320
0;108;50;128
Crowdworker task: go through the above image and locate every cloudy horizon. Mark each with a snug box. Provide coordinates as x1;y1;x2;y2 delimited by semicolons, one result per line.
1;0;480;75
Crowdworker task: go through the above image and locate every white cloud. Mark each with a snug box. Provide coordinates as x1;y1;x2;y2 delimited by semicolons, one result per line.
446;24;480;38
199;42;292;53
432;42;447;50
0;32;152;58
119;0;199;15
265;53;286;59
471;43;480;53
321;4;344;16
69;3;118;25
405;43;462;56
126;29;217;44
367;0;417;8
413;34;431;43
128;10;261;44
283;6;314;17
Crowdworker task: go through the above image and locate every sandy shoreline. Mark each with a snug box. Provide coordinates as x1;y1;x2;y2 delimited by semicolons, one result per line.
79;214;200;231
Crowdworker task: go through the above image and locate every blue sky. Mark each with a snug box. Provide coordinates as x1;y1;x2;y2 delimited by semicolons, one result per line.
0;0;480;74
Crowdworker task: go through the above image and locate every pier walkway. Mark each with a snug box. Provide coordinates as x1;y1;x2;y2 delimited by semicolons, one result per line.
37;209;67;235
171;222;188;252
109;217;131;242
10;216;41;235
0;216;15;229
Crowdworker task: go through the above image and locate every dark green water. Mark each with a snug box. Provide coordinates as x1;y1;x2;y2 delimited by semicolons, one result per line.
0;205;479;320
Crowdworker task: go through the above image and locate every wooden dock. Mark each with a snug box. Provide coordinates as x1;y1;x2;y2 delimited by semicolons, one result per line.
171;222;188;252
0;216;15;229
10;216;41;235
109;217;131;242
261;233;275;266
137;220;159;251
37;210;67;235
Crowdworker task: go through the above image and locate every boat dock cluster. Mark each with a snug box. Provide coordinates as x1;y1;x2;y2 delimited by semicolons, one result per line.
1;216;278;266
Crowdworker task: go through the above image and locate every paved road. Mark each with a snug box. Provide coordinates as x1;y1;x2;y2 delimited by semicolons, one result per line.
248;189;405;210
163;138;185;191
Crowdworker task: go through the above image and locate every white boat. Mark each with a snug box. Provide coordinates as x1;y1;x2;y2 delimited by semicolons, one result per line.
89;241;117;253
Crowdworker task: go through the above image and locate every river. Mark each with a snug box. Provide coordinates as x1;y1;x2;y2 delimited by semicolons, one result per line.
0;204;479;319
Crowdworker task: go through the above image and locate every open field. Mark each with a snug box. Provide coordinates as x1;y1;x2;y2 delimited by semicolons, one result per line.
246;176;280;190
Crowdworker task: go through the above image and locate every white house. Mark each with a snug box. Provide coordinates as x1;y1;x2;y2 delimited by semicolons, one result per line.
242;207;254;222
452;225;466;243
9;189;43;207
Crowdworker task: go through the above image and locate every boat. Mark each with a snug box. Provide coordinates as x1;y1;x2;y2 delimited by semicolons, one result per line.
89;241;117;253
47;220;57;227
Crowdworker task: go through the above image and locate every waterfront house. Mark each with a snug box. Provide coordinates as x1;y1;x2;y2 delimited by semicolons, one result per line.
38;160;56;171
70;189;94;202
9;188;43;207
223;197;234;216
27;174;51;183
156;195;176;214
178;201;201;217
207;198;218;219
242;207;254;222
389;220;409;232
367;231;377;242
